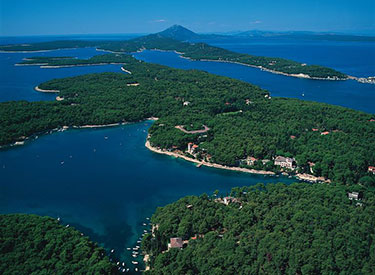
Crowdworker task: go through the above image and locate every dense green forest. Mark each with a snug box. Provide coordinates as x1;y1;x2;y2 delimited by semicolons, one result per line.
1;54;374;185
142;183;375;274
0;26;347;79
18;54;131;66
0;214;117;274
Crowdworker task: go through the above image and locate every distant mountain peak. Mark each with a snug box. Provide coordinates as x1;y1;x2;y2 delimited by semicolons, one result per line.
158;25;200;41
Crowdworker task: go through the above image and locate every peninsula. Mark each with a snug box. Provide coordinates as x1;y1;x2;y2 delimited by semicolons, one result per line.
1;53;374;186
1;25;349;80
142;183;375;274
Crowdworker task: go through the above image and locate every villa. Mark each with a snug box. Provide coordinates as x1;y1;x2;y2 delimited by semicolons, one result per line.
168;237;183;249
274;156;296;169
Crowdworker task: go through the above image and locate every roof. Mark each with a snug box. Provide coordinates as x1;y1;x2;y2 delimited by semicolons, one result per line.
321;131;330;135
275;156;294;163
169;237;183;248
192;144;199;148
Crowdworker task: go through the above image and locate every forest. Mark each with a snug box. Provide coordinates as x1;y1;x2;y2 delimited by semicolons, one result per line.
0;27;347;79
0;214;117;274
142;183;375;274
18;54;132;67
0;54;374;185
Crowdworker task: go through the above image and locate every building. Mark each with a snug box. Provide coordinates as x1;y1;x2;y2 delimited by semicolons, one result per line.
368;166;375;174
321;131;330;135
246;156;258;166
168;237;183;249
183;101;190;106
348;192;360;201
274;156;295;169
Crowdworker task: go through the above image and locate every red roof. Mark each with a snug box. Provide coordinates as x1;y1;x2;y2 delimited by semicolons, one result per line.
312;128;319;131
369;166;375;171
370;119;375;122
169;238;183;248
192;144;199;148
290;135;296;139
321;131;330;135
225;102;230;105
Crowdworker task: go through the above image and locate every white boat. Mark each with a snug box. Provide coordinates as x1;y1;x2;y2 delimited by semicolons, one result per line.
122;262;125;267
126;247;131;250
111;249;115;253
65;224;69;228
142;223;147;226
132;255;137;258
61;161;64;165
132;261;138;265
135;268;138;272
57;217;60;221
116;262;120;265
137;240;141;243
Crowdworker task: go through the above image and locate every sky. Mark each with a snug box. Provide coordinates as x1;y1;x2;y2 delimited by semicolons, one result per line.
0;0;374;36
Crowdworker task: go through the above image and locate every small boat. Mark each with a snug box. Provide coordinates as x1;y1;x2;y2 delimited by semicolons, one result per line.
137;240;141;243
135;245;140;248
146;217;150;220
132;255;137;258
104;136;108;140
143;230;147;233
133;247;139;251
126;247;131;250
111;249;115;253
117;262;120;265
135;268;138;272
122;268;126;272
122;262;125;267
65;224;69;228
60;161;64;165
57;217;60;221
132;261;138;265
302;93;305;97
142;223;147;226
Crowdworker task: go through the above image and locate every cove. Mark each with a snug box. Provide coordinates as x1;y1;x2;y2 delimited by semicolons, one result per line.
0;121;295;265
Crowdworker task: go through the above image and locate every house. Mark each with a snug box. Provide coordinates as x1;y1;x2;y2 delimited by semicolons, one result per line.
183;101;190;106
290;135;296;140
246;156;258;166
321;131;330;135
370;119;375;122
368;166;375;174
223;196;240;205
274;156;296;169
348;192;360;201
168;237;183;249
312;128;319;131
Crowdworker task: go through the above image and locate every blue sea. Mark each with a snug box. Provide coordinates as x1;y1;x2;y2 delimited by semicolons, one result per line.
0;35;374;272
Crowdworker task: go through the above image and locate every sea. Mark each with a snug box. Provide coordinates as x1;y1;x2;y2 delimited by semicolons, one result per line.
0;35;374;272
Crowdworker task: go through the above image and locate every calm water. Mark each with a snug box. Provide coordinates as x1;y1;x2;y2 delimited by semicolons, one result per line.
133;44;375;114
0;36;374;271
0;122;294;268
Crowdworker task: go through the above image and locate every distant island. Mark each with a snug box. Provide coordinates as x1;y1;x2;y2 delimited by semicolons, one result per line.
0;25;358;81
0;214;117;274
1;53;374;186
141;183;375;274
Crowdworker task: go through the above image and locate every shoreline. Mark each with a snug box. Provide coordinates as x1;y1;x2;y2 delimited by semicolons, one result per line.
34;86;60;93
145;139;275;176
0;117;159;150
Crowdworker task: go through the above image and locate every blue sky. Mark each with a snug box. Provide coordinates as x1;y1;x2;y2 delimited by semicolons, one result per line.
0;0;374;36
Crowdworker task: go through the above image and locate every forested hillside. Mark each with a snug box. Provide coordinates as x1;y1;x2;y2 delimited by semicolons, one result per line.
0;214;117;274
1;54;374;185
142;183;375;274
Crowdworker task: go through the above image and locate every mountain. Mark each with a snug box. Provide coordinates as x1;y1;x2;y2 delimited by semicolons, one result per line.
157;25;229;41
158;25;201;41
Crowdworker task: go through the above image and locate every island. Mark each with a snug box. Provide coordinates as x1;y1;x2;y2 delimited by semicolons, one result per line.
141;183;375;274
1;25;350;80
1;53;374;186
0;214;118;274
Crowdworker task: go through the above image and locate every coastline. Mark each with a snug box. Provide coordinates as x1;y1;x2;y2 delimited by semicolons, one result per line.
145;139;275;176
34;86;60;93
